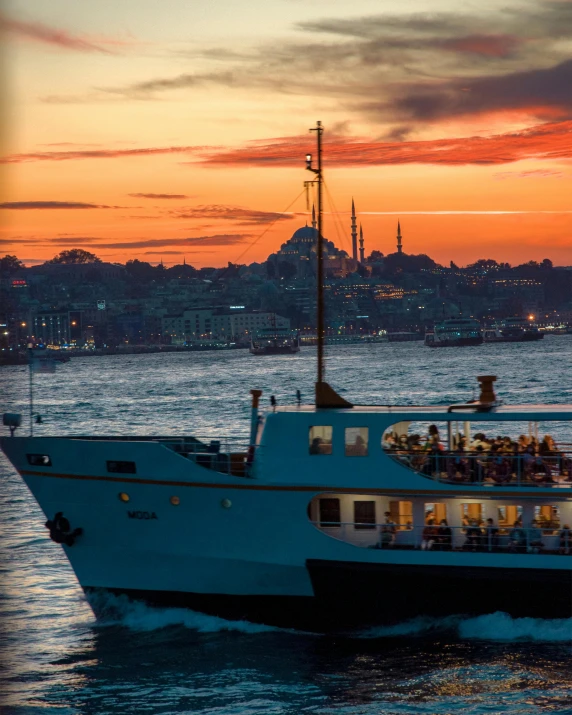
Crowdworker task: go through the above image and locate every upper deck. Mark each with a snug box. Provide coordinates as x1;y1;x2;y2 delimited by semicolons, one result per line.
273;403;572;420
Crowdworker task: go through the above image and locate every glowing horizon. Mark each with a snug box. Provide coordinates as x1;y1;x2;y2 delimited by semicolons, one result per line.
2;0;572;268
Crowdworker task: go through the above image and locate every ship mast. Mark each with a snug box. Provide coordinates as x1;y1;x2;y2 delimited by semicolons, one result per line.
306;122;352;409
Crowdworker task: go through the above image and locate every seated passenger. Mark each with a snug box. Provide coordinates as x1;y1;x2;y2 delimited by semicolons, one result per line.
559;524;571;555
353;434;367;456
508;521;527;553
483;518;499;551
380;513;396;548
463;520;482;551
528;519;543;553
436;519;452;551
382;432;396;450
310;437;322;455
421;519;438;550
488;448;511;484
379;527;394;549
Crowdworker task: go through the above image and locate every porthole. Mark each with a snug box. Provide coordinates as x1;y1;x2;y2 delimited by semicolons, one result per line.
118;492;130;503
170;496;180;506
221;498;232;509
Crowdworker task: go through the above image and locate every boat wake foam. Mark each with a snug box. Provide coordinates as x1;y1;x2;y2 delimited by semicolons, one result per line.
86;592;571;641
359;612;572;642
86;590;296;635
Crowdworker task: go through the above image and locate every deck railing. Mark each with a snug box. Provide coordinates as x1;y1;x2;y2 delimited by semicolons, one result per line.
385;450;572;488
313;521;572;554
69;435;255;477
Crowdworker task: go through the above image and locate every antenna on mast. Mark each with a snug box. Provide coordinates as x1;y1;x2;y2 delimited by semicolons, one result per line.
305;121;352;409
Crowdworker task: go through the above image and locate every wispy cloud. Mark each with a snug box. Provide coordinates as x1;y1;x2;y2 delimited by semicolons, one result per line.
0;201;122;209
1;146;201;164
128;193;190;199
494;168;565;179
199;120;572;167
169;204;294;225
91;234;250;249
0;12;137;54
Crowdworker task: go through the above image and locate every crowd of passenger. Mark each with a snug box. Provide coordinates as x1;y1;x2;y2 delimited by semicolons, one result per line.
377;511;571;554
383;426;572;484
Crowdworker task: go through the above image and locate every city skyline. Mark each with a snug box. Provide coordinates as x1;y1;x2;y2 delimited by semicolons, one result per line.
2;0;572;266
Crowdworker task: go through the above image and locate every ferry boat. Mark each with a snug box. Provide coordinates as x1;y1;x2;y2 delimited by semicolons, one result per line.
1;123;570;630
250;327;300;355
483;318;544;343
425;318;483;347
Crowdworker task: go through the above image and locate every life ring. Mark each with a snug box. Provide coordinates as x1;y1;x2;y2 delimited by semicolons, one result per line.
45;511;83;546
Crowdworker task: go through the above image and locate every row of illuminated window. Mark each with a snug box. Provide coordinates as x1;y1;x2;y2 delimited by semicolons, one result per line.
317;498;562;531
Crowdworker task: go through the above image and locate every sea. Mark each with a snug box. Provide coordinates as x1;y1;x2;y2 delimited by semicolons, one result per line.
0;339;571;714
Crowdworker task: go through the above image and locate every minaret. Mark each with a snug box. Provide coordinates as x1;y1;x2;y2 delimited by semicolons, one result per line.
397;220;403;254
311;204;317;231
351;198;358;261
359;223;365;263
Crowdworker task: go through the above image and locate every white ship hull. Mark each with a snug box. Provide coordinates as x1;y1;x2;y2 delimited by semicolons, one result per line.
3;422;571;629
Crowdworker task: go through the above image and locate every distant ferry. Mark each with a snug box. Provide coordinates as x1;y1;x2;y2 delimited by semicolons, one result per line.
483;318;544;344
425;318;483;347
250;327;300;355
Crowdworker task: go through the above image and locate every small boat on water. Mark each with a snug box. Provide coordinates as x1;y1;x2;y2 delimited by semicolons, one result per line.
249;327;300;355
425;318;483;347
1;123;570;630
483;318;544;343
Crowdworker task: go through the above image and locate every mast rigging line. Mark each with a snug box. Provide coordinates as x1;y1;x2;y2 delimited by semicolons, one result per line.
323;181;350;255
231;187;307;266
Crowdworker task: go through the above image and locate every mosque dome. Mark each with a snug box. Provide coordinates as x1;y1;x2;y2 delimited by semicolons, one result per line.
291;226;318;242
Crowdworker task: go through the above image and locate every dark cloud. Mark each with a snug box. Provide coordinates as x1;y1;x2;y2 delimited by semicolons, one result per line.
128;193;190;199
1;147;201;164
0;201;120;209
169;205;294;225
91;2;572;129
373;58;572;123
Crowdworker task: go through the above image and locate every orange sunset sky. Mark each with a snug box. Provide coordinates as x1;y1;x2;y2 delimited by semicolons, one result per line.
1;0;572;267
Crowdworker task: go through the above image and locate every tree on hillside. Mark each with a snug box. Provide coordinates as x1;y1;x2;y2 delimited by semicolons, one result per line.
48;249;102;264
167;263;197;278
124;259;161;282
466;259;499;272
384;252;439;274
0;255;24;275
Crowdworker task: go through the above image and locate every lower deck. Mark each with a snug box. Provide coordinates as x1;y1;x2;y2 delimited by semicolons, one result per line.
309;492;572;556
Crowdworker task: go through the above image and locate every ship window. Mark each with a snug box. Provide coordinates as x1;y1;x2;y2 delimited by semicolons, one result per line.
107;460;137;474
534;505;560;534
498;505;523;531
309;426;332;455
319;498;340;527
345;427;369;456
26;454;52;467
425;503;447;524
354;500;376;529
389;500;413;530
461;503;483;525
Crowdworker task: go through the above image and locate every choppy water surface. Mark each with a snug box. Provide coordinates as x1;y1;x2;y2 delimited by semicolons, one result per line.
1;340;571;714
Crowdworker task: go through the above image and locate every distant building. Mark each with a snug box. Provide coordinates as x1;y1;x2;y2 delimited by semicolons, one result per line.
270;223;358;278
